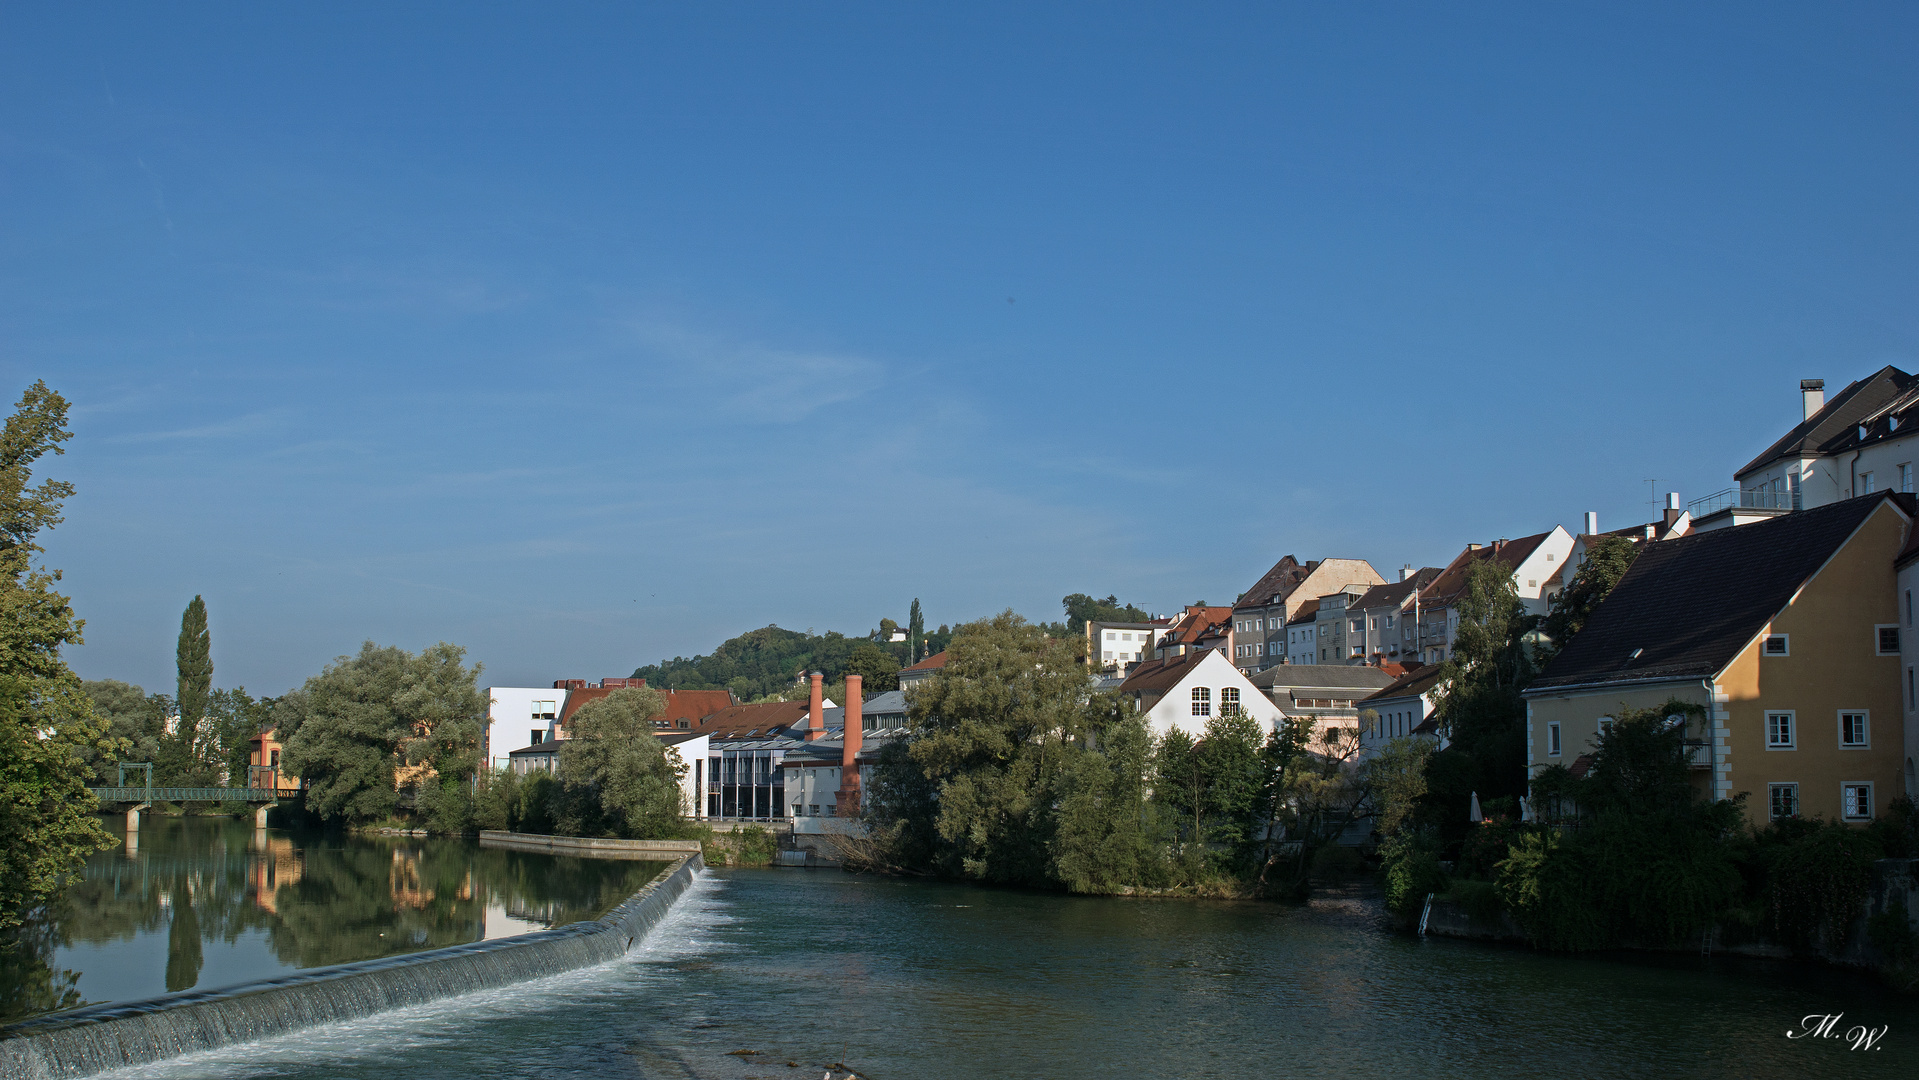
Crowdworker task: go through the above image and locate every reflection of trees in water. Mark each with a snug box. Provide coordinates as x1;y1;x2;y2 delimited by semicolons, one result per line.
0;921;83;1024
6;818;672;1020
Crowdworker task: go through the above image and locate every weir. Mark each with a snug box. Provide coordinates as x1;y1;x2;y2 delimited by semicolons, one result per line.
0;844;704;1080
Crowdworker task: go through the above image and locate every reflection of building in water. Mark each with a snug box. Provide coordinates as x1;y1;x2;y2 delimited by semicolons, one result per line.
246;835;303;914
389;848;435;911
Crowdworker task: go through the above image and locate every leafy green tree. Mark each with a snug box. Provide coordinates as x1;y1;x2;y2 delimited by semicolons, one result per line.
1049;698;1156;892
1425;558;1536;836
844;641;901;692
1248;719;1367;897
0;382;117;929
1540;535;1639;659
1153;728;1203;861
555;687;686;838
1061;594;1154;634
206;687;272;787
175;596;212;742
79;680;164;783
278;641;485;825
884;611;1099;885
632;624;870;701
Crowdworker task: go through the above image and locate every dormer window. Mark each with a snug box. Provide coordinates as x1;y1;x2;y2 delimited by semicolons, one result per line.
1860;424;1869;439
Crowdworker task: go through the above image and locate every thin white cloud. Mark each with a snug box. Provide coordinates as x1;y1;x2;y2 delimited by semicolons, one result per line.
630;323;887;423
108;411;284;444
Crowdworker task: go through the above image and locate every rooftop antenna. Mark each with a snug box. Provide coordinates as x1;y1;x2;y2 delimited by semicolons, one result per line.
1644;479;1662;516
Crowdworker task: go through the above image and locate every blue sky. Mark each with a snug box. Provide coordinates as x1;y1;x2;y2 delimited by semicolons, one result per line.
3;4;1915;695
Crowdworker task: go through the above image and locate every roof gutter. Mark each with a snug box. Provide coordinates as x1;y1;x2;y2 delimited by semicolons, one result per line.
1521;671;1718;698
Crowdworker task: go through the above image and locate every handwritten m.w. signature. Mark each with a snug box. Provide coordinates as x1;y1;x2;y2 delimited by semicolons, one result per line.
1788;1013;1888;1051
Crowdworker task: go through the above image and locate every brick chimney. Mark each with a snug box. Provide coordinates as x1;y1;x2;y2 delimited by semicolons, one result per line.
805;671;825;741
837;674;864;816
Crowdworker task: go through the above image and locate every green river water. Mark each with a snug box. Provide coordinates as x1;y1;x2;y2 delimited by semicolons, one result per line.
2;816;1915;1079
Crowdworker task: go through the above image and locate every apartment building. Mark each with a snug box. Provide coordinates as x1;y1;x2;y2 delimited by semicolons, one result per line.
1230;556;1384;673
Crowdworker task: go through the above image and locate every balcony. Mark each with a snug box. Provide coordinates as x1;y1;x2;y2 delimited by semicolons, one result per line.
1687;487;1795;518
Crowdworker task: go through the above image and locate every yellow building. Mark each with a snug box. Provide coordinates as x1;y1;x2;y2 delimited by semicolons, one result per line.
1523;491;1912;828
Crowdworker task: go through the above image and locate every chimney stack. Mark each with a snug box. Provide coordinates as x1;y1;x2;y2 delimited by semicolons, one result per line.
806;671;824;741
1400;564;1414;581
1802;379;1826;421
1583;511;1598;536
1663;492;1682;529
837;675;864;817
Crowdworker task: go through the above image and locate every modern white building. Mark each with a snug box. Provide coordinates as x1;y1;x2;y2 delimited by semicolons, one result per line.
485;687;567;770
1728;371;1919;522
1117;649;1285;740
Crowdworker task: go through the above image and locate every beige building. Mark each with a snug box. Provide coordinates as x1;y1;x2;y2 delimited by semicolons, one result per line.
1524;491;1912;828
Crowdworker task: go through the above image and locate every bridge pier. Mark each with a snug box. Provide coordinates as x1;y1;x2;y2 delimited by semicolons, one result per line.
126;806;142;833
254;804;272;829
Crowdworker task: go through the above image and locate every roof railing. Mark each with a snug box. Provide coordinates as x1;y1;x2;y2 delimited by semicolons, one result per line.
1686;487;1795;518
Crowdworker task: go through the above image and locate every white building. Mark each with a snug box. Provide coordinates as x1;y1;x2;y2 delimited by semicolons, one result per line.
1117;649;1284;740
1355;666;1446;760
485;687;567;770
1729;370;1919;521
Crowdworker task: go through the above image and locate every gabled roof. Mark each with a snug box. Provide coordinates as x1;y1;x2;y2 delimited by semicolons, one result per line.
1249;664;1399;691
1285;599;1321;626
1419;531;1555;606
1160;606;1233;648
1233;555;1308;612
1360;664;1443;703
1118;650;1213;695
697;700;812;737
1738;366;1916;478
559;686;733;728
1352;571;1442;614
902;650;948;673
1529;492;1910;693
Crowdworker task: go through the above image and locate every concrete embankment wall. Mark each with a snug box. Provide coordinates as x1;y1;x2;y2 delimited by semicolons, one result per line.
0;838;703;1080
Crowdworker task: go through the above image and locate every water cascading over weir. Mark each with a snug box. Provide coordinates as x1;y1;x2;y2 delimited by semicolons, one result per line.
0;839;703;1080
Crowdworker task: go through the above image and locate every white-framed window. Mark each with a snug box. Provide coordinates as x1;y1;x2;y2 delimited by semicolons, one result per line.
1106;631;1116;640
1386;614;1396;628
1597;716;1614;741
1769;782;1799;820
1862;470;1877;493
1840;711;1870;748
1764;634;1789;656
1548;722;1562;756
1104;650;1114;660
1904;463;1914;494
1879;625;1901;656
1350;645;1363;657
1221;687;1241;716
1767;711;1796;750
532;700;557;720
1842;782;1874;821
1191;687;1211;717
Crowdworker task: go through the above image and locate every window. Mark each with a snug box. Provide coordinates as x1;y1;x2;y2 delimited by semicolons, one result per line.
1862;471;1876;493
1350;619;1362;634
1106;631;1116;640
1597;716;1614;741
1840;711;1869;748
270;749;280;769
1527;579;1537;588
1908;589;1913;628
1769;783;1799;820
1764;634;1789;656
1221;687;1241;716
1548;722;1562;756
1842;783;1874;821
1879;625;1901;655
530;728;544;746
1191;687;1211;717
1386;614;1396;629
1905;463;1915;494
1767;711;1796;750
532;700;557;720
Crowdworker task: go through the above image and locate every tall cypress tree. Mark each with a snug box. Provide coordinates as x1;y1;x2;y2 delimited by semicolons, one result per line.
908;598;924;662
175;596;211;737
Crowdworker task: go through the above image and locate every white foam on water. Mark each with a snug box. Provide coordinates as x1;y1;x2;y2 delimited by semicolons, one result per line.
82;869;730;1080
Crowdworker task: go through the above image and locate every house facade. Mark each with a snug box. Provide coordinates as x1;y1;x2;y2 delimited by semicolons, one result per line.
1249;663;1399;742
1348;569;1441;666
1726;370;1919;521
1309;585;1373;664
1229;557;1384;674
1412;527;1574;665
1118;649;1285;739
1523;492;1912;828
1356;665;1445;759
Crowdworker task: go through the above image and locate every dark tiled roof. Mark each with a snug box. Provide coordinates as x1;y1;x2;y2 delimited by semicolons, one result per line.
1250;664;1398;691
1529;492;1908;693
1420;531;1554;606
1118;651;1212;695
508;741;558;757
1361;664;1443;702
1352;571;1442;614
1233;556;1307;612
1737;366;1915;478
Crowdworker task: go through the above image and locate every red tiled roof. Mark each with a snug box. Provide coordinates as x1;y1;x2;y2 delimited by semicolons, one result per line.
560;686;734;729
902;650;948;672
696;700;811;737
1118;650;1211;695
1419;531;1554;605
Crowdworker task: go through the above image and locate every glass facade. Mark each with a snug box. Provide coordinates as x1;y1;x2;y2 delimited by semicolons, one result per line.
707;747;788;819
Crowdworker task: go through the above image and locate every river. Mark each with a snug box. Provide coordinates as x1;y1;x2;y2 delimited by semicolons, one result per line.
4;818;1916;1078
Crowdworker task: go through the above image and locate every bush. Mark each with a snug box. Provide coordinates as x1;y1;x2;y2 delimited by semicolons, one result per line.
1766;820;1882;948
1449;878;1505;927
1870;894;1917;967
1497;830;1606;951
1381;832;1447;918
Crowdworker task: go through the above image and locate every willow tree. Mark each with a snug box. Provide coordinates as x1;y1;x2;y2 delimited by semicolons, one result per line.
0;382;117;929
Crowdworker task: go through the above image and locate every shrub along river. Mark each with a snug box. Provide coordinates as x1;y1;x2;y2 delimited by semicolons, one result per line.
3;817;1917;1078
